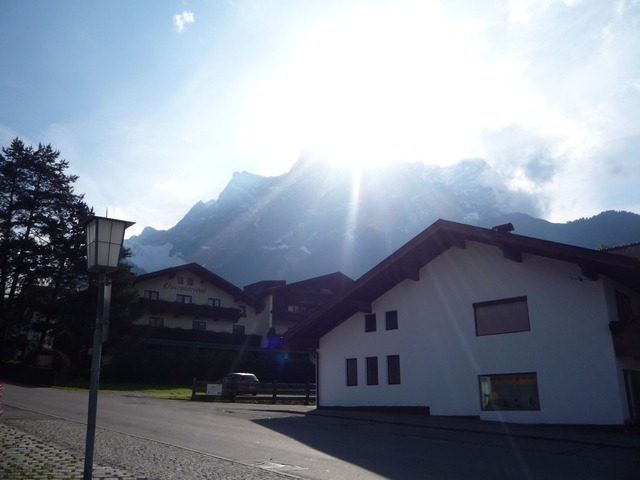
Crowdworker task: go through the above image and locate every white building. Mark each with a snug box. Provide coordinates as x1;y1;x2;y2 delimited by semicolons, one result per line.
284;220;640;425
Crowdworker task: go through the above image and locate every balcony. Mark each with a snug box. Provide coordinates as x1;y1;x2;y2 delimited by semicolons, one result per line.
131;325;262;347
140;298;242;321
609;318;640;359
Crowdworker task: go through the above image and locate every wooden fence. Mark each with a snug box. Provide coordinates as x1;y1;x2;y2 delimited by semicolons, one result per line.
191;378;316;405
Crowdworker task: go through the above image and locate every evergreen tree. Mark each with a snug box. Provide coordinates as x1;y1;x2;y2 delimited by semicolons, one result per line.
0;138;91;360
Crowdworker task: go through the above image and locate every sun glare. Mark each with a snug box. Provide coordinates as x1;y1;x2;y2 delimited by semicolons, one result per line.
244;1;503;169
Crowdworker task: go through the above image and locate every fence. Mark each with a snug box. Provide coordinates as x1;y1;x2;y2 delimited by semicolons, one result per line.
191;378;316;405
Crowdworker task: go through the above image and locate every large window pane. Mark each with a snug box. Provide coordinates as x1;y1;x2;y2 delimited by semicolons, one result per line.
474;296;530;336
479;372;540;411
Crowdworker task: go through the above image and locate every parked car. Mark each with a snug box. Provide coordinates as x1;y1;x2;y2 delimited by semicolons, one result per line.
219;372;259;396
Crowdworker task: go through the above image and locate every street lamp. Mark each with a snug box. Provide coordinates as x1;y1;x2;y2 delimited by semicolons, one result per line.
82;215;134;480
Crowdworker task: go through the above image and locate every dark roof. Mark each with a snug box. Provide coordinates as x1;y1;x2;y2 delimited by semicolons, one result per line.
284;219;640;346
135;262;262;310
252;272;354;297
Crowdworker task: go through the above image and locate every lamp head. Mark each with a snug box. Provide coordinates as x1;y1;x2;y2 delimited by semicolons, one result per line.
84;216;135;273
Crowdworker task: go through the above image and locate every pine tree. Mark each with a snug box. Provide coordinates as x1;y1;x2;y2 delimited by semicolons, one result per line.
0;138;91;359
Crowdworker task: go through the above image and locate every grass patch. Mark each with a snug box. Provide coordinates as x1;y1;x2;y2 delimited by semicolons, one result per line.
53;377;192;399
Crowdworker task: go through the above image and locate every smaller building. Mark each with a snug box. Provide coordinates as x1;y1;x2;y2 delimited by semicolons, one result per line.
134;263;265;350
134;263;354;351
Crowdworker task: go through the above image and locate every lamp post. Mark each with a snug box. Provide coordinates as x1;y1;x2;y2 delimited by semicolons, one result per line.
83;215;134;480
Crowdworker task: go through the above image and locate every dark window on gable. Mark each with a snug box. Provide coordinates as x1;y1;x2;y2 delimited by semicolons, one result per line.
346;358;358;386
385;310;398;330
365;313;377;332
187;277;193;286
177;276;184;284
387;355;401;385
615;291;634;323
366;357;378;385
474;296;530;336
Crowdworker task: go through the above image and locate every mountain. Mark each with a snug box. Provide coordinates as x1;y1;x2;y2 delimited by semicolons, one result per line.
126;158;640;286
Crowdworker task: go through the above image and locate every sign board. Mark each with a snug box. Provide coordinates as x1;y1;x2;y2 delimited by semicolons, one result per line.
206;383;222;396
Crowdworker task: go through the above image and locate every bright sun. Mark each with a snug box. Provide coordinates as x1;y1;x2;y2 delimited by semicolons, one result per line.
243;1;515;170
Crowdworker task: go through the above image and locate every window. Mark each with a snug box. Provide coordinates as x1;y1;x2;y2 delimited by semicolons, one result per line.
387;355;401;385
616;291;634;323
143;290;159;300
346;358;358;386
187;277;193;286
192;321;206;331
288;305;308;313
365;313;377;332
385;311;398;330
177;276;184;284
149;317;164;327
208;298;221;307
366;357;378;385
232;324;245;335
479;372;540;411
474;296;530;336
239;305;246;316
176;294;192;304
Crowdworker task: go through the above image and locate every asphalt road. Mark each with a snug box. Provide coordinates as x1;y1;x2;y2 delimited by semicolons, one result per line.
3;384;639;479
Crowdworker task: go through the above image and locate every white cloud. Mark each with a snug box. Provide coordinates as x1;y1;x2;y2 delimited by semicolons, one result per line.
174;11;195;34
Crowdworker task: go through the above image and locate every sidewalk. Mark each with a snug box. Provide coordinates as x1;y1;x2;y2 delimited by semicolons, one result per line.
0;421;142;480
308;407;640;451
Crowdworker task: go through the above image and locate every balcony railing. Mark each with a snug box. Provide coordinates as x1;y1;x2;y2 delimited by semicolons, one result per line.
131;325;262;347
609;317;640;359
140;298;242;321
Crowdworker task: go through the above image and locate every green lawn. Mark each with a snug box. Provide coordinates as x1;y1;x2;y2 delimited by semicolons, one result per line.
53;377;192;400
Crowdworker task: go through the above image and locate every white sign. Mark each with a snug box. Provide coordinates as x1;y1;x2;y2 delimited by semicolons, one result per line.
206;383;222;395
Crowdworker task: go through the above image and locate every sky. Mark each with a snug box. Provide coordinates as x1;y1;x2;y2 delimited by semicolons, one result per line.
1;0;639;237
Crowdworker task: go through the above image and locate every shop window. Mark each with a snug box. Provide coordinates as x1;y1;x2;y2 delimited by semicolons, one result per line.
479;372;540;411
474;296;530;336
208;298;221;307
346;358;358;386
192;321;206;331
387;355;401;385
366;357;378;385
385;311;398;330
365;313;377;332
143;290;159;300
149;317;164;327
176;294;192;304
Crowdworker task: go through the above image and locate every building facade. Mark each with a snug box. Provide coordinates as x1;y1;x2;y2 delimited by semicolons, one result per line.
285;220;640;425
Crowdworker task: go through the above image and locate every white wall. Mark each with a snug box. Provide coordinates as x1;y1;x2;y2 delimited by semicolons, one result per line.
319;241;630;425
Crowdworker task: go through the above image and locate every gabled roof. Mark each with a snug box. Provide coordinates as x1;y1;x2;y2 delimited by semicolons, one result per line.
284;219;640;346
135;262;262;310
